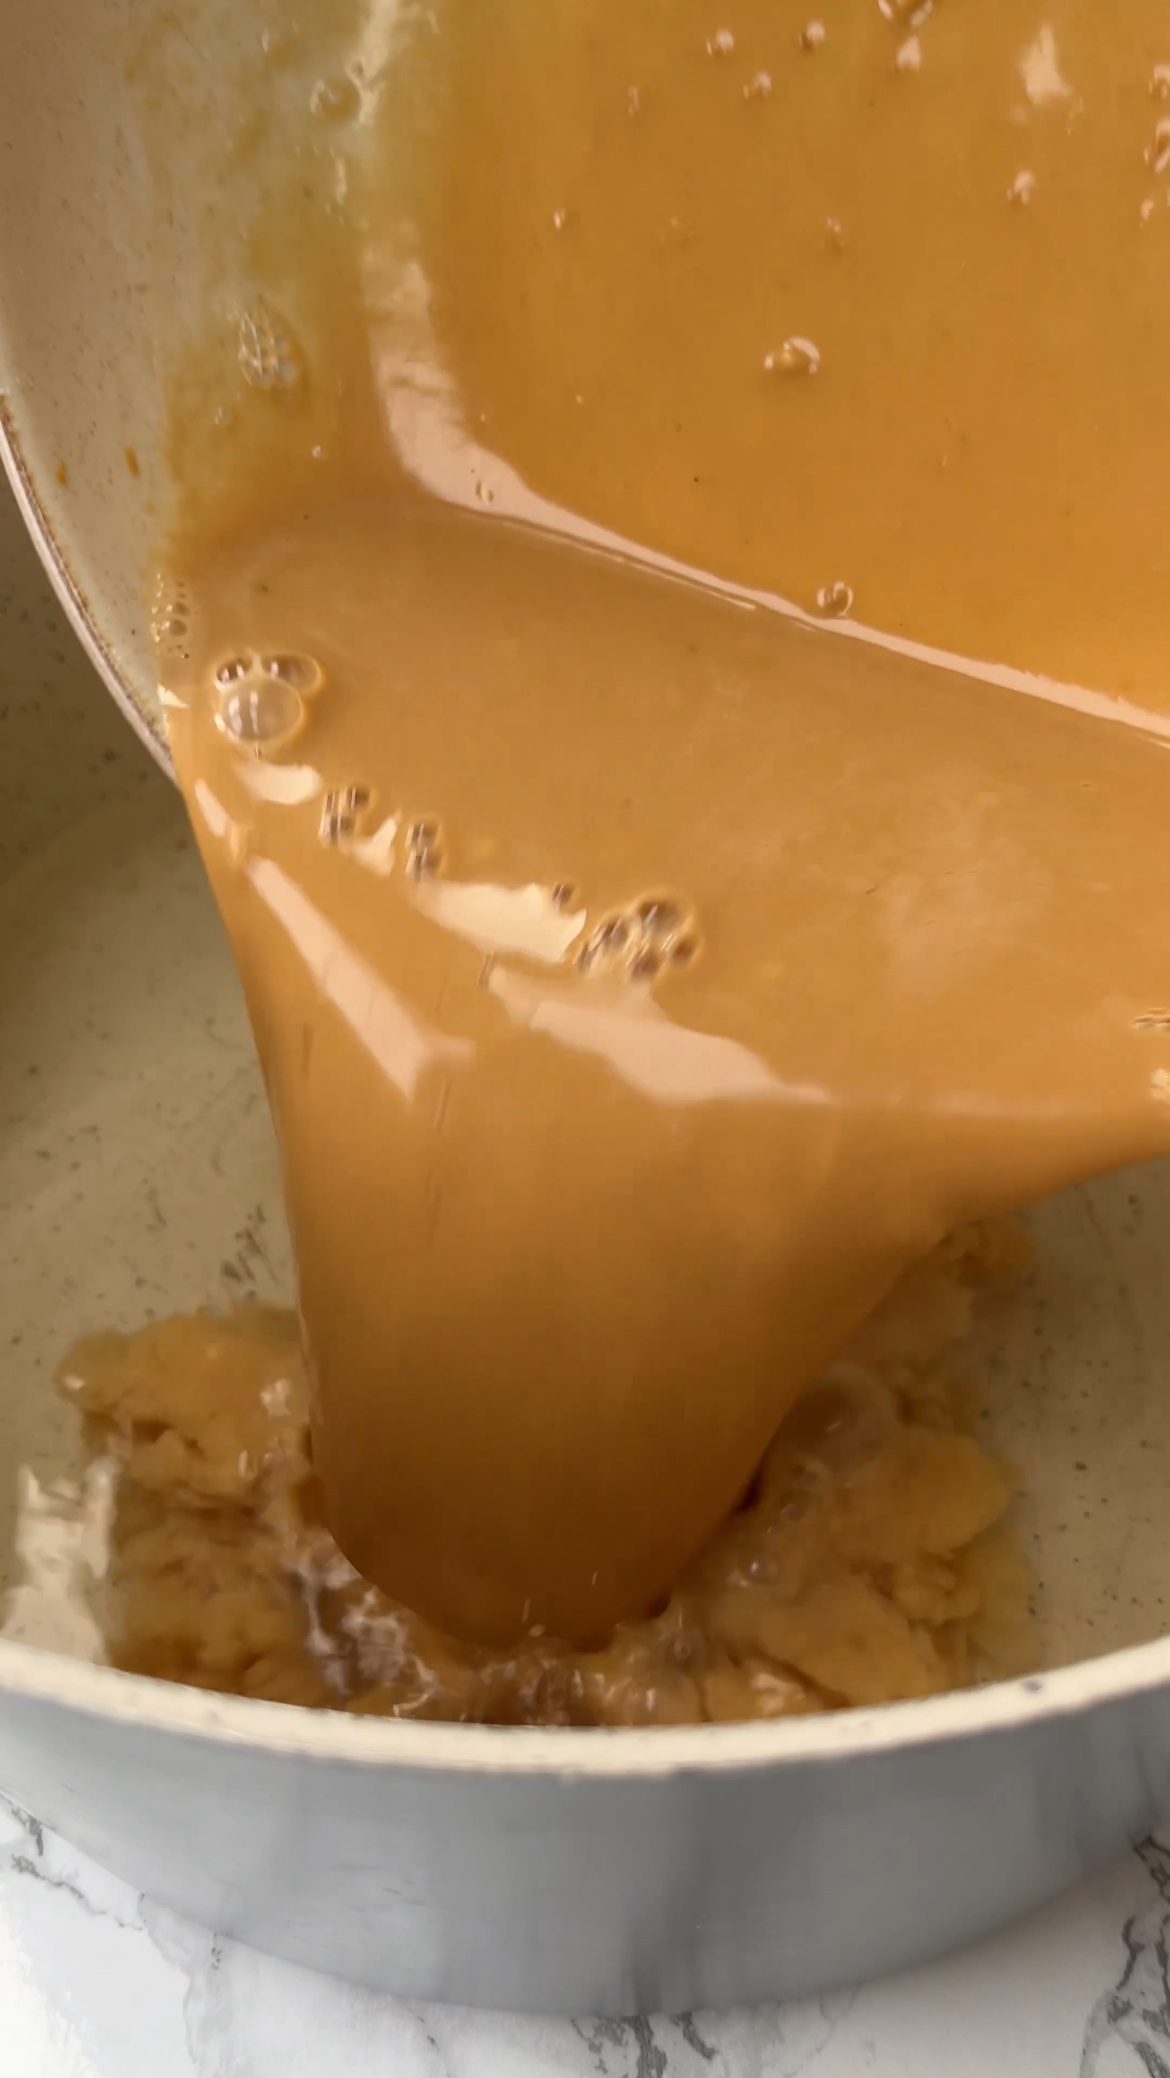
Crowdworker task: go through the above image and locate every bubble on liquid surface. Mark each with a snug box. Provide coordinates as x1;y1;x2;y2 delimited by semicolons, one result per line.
151;579;192;650
320;784;371;845
576;890;701;981
238;300;305;394
310;74;360;123
816;580;854;617
706;27;735;56
216;678;304;751
261;651;324;695
765;337;821;377
407;816;444;879
1148;120;1170;175
636;897;681;937
588;915;630;959
800;21;826;51
211;649;323;752
743;71;773;98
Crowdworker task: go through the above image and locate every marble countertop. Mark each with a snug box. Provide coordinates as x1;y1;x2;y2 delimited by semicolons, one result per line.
0;1788;1163;2077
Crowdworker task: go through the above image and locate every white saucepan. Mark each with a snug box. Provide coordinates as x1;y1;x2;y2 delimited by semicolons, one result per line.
3;0;1170;2015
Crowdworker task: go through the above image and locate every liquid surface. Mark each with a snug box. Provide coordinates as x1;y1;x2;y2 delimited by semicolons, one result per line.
151;2;1170;1655
57;1227;1032;1722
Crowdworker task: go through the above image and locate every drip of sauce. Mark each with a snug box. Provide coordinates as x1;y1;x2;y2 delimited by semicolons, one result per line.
151;1;1170;1651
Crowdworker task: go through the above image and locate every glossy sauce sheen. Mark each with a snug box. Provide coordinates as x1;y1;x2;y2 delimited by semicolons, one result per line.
157;2;1170;1649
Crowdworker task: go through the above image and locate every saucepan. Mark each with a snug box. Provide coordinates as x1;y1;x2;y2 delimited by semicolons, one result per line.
2;0;1170;2016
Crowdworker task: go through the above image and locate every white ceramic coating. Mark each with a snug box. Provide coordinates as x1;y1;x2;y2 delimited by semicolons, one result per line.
5;0;1170;2014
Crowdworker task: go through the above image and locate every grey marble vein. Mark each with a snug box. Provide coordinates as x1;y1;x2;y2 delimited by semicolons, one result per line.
1083;1834;1170;2077
7;1784;1170;2076
0;1791;140;1932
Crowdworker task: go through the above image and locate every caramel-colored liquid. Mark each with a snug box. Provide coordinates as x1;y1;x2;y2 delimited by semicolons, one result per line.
154;2;1170;1656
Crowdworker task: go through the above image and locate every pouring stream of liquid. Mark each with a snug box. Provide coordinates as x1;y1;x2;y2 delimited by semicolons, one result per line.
148;0;1170;1645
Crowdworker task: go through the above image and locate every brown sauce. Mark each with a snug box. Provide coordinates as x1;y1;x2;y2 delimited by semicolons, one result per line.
72;3;1170;1706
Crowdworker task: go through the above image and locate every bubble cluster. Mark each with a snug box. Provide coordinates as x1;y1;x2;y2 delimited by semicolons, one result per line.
407;818;444;879
575;891;700;980
319;784;371;846
238;300;305;395
151;578;193;652
211;650;324;753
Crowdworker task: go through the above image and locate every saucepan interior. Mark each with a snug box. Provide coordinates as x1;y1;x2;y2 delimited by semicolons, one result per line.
4;0;1170;2014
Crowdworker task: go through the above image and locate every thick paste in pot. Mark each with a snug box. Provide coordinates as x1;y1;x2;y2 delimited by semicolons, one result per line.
58;1224;1031;1724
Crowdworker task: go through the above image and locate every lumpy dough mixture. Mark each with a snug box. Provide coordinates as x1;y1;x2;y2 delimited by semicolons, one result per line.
59;1224;1031;1724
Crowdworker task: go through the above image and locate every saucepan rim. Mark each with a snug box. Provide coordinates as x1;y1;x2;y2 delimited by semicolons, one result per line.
0;1628;1166;1775
4;420;1166;1780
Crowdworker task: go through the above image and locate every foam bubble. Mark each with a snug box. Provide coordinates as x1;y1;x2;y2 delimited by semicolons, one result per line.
211;649;324;752
320;785;372;845
310;74;360;123
262;652;324;695
765;337;821;376
407;817;444;879
816;580;854;617
576;890;701;981
217;678;305;750
238;300;305;394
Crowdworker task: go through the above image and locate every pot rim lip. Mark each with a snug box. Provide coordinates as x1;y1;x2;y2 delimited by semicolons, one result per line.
1;1628;1167;1774
4;401;1169;1781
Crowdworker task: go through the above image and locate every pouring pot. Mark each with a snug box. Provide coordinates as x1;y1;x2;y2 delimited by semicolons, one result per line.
2;0;1170;2016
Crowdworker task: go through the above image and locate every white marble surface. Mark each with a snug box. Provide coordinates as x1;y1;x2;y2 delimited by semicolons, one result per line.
0;1788;1164;2077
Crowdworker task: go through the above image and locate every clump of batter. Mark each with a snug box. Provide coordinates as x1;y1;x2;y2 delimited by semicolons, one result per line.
55;1221;1032;1725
